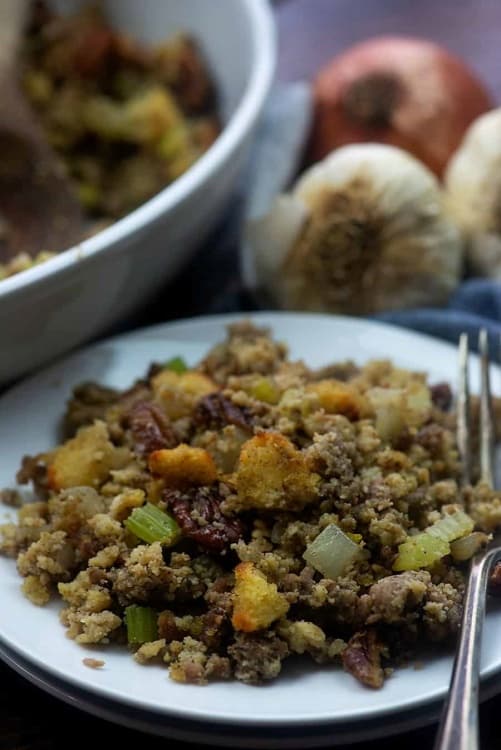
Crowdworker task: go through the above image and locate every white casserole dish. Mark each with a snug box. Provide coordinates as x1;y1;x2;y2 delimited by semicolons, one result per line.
0;0;275;385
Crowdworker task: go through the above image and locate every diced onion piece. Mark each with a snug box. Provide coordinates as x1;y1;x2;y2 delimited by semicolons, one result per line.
303;524;364;579
450;532;489;562
367;383;431;442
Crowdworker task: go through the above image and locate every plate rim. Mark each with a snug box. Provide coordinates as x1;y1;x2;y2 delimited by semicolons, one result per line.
0;639;446;748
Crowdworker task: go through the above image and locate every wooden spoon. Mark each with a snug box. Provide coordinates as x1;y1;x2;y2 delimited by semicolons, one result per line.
0;0;87;265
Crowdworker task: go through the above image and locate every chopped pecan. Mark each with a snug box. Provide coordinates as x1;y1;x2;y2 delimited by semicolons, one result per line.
16;455;50;498
72;26;115;77
200;606;230;649
146;362;164;381
171;36;215;113
204;575;235;613
164;485;245;553
119;382;152;411
28;0;54;33
127;400;178;455
416;423;445;455
158;610;183;643
0;488;22;507
430;382;452;411
64;382;120;435
193;392;253;431
341;630;384;689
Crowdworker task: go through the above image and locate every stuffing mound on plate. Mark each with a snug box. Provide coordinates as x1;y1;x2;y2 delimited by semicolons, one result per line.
2;322;501;688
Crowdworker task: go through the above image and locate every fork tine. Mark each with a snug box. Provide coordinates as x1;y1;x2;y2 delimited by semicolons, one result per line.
479;329;494;487
458;333;471;487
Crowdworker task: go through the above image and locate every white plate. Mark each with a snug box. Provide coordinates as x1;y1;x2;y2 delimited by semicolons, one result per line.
1;312;500;731
4;634;501;749
0;639;444;748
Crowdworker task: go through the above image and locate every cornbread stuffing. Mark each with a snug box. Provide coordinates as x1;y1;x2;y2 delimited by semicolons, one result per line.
22;1;220;220
2;321;501;688
0;1;220;281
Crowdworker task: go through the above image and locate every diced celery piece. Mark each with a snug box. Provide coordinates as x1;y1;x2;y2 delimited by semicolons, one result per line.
125;605;158;644
250;377;280;404
393;510;475;572
157;125;189;160
393;534;450;572
163;356;187;373
78;182;101;210
347;533;363;544
125;502;181;545
427;510;474;543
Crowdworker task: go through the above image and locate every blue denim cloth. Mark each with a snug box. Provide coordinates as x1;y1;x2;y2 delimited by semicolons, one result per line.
375;279;501;351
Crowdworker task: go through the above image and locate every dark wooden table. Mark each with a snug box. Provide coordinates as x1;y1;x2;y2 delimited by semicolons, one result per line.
3;1;501;748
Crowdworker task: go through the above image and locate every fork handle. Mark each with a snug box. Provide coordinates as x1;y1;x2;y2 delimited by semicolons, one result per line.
434;547;501;750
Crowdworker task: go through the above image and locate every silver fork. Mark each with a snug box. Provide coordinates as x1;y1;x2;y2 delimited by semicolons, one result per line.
434;330;501;750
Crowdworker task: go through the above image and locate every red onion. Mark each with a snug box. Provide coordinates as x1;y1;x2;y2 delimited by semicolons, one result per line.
309;36;493;177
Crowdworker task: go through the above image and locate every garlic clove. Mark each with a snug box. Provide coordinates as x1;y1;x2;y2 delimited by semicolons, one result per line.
445;109;501;277
246;143;463;315
243;193;308;300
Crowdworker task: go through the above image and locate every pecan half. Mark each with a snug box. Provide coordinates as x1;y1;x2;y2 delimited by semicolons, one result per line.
341;630;384;689
146;362;164;381
64;381;119;434
16;455;50;498
193;392;253;431
119;381;152;411
415;423;445;456
430;382;452;411
164;485;244;553
127;401;178;455
72;26;115;78
200;606;230;649
171;36;216;113
158;610;183;643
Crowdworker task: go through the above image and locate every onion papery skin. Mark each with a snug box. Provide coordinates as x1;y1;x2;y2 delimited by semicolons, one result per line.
309;36;493;177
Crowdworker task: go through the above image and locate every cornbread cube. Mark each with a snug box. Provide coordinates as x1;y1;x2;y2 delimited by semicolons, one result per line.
47;421;128;490
307;380;370;421
234;432;319;511
109;488;145;521
151;370;216;419
148;444;217;487
367;382;431;442
232;562;289;632
278;619;326;654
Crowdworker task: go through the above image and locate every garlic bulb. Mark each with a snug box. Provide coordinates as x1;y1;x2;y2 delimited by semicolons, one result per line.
445;109;501;277
246;143;463;314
